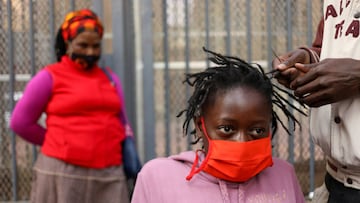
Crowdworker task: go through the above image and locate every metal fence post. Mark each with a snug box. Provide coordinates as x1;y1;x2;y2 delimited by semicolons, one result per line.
161;0;171;157
122;0;137;137
29;0;38;165
306;0;315;198
225;0;231;55
286;0;295;164
48;0;55;63
7;0;17;200
246;0;252;62
205;0;210;67
184;0;192;150
141;0;156;161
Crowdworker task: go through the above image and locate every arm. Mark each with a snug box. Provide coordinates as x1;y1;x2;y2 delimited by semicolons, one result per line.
289;19;360;106
298;17;324;64
10;70;52;145
111;71;134;137
110;70;142;178
310;17;324;56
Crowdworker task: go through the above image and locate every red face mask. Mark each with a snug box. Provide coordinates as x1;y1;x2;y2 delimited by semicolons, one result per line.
186;117;273;182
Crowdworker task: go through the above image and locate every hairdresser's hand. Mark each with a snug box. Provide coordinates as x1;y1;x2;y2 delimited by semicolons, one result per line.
291;58;360;107
272;49;310;89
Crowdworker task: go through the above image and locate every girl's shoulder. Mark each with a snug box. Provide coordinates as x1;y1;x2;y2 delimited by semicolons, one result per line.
272;157;295;169
141;151;195;171
138;151;196;180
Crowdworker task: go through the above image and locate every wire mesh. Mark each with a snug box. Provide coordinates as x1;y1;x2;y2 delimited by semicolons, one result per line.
1;0;99;201
150;0;325;198
1;0;325;201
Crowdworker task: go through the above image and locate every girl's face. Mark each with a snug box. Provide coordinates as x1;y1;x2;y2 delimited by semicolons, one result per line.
195;86;272;152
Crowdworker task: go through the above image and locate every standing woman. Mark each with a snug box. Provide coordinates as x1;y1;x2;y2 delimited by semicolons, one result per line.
10;9;132;203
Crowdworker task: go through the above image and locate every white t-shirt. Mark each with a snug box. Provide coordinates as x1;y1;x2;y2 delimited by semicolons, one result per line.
311;0;360;189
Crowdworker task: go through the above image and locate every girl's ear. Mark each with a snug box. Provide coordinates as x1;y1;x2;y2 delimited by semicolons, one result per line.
194;116;203;137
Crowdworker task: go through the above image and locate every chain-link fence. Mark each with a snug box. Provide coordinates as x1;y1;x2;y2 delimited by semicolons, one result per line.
144;0;325;200
2;0;325;202
1;0;93;201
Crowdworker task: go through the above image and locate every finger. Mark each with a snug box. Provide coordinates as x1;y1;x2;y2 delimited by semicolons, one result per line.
300;90;332;107
276;68;299;89
276;78;292;89
272;58;282;70
277;51;305;70
284;68;300;81
294;63;311;73
277;61;293;71
291;63;318;88
293;79;321;98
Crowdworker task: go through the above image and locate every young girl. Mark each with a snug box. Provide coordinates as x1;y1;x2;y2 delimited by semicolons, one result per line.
131;48;306;203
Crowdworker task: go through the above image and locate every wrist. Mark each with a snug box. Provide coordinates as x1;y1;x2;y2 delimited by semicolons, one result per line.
298;46;320;63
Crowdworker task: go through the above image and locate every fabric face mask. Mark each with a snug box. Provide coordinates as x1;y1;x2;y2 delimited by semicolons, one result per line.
186;117;273;182
70;53;100;70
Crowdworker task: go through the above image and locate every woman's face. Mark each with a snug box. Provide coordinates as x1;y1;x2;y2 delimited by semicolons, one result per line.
67;30;101;68
195;86;272;152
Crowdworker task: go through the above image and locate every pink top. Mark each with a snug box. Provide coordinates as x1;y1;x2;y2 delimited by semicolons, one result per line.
131;151;305;203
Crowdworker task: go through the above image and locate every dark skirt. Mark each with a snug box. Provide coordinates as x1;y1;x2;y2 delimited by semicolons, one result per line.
30;153;129;203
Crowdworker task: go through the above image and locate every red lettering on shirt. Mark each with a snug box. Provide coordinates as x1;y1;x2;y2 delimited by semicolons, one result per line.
346;0;351;7
340;0;344;15
346;20;360;38
340;0;351;15
335;20;345;39
325;5;338;20
325;1;360;40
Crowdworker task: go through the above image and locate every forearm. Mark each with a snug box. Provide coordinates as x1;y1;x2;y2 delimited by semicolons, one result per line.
10;70;52;145
310;18;324;57
111;71;134;137
299;47;320;63
297;18;323;64
10;117;46;145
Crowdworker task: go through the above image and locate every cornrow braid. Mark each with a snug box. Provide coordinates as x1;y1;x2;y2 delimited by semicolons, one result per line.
177;47;307;144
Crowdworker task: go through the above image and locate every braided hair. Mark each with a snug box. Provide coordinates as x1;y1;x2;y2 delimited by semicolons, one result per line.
177;47;307;144
55;29;67;62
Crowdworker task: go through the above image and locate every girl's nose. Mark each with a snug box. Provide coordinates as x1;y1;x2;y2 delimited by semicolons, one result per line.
233;132;251;142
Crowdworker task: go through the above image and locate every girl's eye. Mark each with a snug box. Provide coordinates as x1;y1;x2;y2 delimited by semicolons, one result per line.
249;128;266;138
218;126;235;134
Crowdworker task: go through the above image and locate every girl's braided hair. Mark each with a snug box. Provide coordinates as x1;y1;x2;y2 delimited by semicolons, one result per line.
177;47;307;144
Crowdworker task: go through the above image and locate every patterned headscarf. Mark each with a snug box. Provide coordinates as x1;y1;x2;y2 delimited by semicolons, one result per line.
61;9;104;42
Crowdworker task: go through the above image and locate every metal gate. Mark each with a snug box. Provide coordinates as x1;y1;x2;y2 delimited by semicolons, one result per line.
1;0;324;201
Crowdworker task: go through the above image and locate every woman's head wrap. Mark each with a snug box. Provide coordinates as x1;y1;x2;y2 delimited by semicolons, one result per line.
60;9;104;42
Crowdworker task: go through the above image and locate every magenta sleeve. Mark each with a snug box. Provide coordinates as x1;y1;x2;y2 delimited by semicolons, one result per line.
111;72;134;137
10;70;52;145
